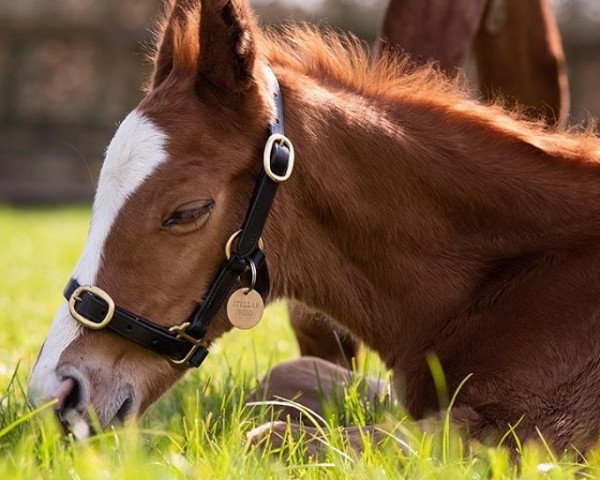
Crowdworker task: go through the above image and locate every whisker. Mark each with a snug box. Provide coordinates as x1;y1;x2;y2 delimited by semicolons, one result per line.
64;143;97;196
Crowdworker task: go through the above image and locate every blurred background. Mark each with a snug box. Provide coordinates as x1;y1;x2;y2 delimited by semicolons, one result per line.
0;0;598;204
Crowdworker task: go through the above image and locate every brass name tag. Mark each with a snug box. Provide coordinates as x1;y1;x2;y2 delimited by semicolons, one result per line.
227;288;264;330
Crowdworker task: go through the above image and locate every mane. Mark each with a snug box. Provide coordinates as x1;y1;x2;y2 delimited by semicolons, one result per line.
151;6;600;163
262;25;470;109
262;25;599;162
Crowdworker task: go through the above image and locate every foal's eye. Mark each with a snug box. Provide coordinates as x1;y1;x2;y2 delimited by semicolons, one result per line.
163;200;214;229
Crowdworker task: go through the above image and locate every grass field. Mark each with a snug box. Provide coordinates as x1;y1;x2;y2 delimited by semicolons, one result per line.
0;206;597;479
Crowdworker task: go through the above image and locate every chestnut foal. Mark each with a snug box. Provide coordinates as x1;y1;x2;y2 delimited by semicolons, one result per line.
28;0;600;454
290;0;571;369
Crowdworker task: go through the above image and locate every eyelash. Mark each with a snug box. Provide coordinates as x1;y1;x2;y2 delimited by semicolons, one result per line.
163;201;214;228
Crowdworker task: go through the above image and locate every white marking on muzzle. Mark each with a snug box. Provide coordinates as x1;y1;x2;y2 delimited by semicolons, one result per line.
28;109;169;406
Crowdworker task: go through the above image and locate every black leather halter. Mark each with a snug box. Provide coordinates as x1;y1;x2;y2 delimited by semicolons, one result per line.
63;67;294;368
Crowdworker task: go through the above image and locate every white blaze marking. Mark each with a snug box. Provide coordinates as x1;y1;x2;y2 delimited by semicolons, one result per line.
28;110;169;405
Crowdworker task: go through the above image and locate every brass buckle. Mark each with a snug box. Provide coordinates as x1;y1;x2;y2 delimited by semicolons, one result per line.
68;285;115;330
263;133;295;183
225;230;265;260
168;322;208;367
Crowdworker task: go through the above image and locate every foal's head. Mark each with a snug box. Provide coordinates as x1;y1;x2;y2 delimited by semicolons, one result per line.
28;0;276;430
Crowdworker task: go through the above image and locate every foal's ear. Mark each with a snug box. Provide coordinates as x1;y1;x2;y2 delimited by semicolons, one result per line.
198;0;258;93
151;0;198;90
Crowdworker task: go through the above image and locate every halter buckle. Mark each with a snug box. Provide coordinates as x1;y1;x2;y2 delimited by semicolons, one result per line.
168;322;209;367
68;285;115;330
263;134;295;183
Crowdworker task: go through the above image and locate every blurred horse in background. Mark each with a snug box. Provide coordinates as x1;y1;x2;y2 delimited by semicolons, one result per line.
289;0;571;371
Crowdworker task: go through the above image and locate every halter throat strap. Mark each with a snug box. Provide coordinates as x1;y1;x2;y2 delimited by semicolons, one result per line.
63;66;293;368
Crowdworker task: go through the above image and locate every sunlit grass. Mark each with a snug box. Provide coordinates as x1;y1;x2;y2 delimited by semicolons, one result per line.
0;205;595;478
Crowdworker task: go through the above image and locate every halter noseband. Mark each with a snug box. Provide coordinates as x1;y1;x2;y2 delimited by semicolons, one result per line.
63;66;294;368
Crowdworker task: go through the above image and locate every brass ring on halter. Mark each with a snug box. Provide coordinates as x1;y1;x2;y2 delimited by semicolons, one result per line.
225;230;265;260
243;257;258;294
263;133;295;183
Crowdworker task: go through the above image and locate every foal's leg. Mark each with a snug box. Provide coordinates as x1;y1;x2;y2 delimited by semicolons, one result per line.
246;357;388;424
288;301;358;369
247;413;487;456
246;359;501;455
375;0;488;73
376;0;569;126
473;0;570;126
246;359;491;455
246;357;390;453
247;421;387;457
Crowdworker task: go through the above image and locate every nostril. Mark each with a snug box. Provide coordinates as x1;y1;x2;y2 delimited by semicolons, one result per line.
115;395;134;422
54;371;91;440
55;377;82;411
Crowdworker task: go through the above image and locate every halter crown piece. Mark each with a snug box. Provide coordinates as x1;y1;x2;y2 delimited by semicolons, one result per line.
64;66;294;368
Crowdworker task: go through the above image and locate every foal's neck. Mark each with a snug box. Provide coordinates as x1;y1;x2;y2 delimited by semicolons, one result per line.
266;71;600;363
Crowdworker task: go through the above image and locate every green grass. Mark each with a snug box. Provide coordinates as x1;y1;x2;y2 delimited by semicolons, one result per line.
0;206;597;478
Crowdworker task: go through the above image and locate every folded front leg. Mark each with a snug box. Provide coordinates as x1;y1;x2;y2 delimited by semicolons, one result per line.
246;405;490;457
246;356;389;424
246;421;387;457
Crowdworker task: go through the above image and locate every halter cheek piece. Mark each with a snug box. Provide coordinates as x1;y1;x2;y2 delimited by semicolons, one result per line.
63;67;294;368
